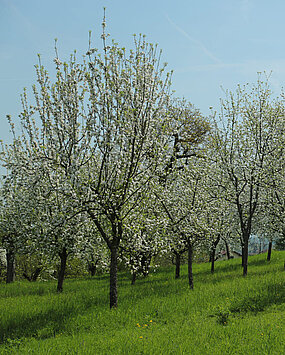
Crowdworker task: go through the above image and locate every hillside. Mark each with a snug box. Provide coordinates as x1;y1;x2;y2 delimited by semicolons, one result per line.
0;251;284;354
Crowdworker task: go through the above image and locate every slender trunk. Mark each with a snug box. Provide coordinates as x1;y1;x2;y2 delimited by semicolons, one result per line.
32;267;42;281
23;273;31;281
225;240;231;259
90;264;96;277
241;244;245;267
57;247;67;293
110;245;118;309
267;241;273;261
188;243;194;289
131;271;136;285
88;261;97;276
88;255;97;276
23;267;43;282
211;248;216;274
6;250;15;284
175;252;181;279
210;236;220;274
243;238;249;276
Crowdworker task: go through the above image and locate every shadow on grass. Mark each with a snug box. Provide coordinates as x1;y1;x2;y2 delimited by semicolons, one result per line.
248;258;270;267
0;290;108;344
196;261;242;277
0;281;57;299
230;282;285;314
196;253;280;278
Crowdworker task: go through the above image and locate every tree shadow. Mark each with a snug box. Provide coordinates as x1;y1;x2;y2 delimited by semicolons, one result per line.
230;282;285;314
0;290;108;344
248;258;270;267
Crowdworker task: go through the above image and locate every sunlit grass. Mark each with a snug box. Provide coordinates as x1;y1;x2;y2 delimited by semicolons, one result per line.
0;251;284;354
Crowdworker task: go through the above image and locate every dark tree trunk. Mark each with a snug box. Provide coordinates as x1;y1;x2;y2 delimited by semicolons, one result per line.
188;243;194;289
57;247;67;293
267;241;273;261
241;244;245;267
131;271;136;285
89;264;96;277
23;267;42;282
175;252;181;279
88;259;97;277
225;240;231;259
211;249;215;274
6;250;15;284
210;236;220;274
32;267;42;281
243;238;249;276
23;273;31;281
110;245;118;309
88;254;98;276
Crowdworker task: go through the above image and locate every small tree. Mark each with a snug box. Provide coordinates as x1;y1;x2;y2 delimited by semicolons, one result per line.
0;171;37;283
156;157;209;288
120;192;167;284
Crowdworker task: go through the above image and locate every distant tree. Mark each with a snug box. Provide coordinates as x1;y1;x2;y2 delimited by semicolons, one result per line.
202;157;237;273
155;99;210;281
211;77;284;276
120;192;167;284
156;157;209;288
0;171;37;283
275;233;285;251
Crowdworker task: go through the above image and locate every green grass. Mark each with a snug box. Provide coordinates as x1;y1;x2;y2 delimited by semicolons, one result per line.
0;251;284;354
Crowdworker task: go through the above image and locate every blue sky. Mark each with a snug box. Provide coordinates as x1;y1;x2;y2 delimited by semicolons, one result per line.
1;0;285;145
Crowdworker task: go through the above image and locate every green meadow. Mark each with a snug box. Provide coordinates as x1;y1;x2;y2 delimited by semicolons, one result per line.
0;251;284;354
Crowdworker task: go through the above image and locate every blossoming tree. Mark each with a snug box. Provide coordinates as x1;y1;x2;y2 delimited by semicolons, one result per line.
211;77;284;275
4;21;175;307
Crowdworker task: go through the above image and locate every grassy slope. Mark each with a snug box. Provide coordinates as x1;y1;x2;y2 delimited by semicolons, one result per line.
0;251;284;354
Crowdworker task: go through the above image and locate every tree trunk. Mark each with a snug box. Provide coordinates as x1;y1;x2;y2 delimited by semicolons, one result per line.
131;271;136;285
175;252;181;279
6;250;15;284
110;245;118;308
188;243;194;289
241;244;245;267
88;254;98;276
243;238;249;276
32;267;42;281
210;236;220;274
23;267;42;282
211;248;216;274
23;273;31;281
57;247;67;293
88;259;97;276
267;241;272;261
89;264;96;277
225;240;231;259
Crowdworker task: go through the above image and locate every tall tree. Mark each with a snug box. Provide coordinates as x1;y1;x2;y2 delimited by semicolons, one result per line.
4;23;173;307
211;77;284;276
